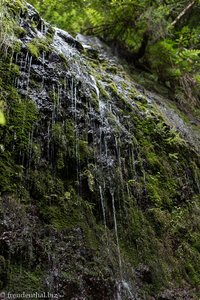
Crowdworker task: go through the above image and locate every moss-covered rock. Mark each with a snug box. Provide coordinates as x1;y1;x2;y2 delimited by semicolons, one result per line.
0;1;200;299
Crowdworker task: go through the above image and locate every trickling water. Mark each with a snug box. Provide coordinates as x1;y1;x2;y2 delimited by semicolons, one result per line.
138;152;148;198
111;191;122;278
115;136;125;206
9;49;14;71
47;122;51;161
131;146;139;180
70;79;81;193
41;21;47;35
116;280;135;300
52;102;56;125
99;185;107;231
105;136;108;162
74;85;77;123
90;75;99;100
71;77;74;113
26;55;32;97
122;280;135;299
24;52;29;71
26;126;34;181
75;130;81;194
41;51;45;88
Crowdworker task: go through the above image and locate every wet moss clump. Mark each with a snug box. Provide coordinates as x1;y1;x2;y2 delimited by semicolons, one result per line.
27;37;52;58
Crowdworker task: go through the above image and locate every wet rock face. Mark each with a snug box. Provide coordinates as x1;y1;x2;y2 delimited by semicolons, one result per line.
157;288;198;300
135;264;152;284
0;256;6;289
0;2;200;300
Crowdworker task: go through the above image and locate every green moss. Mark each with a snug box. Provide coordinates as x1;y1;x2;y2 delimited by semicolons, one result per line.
120;80;129;90
5;0;27;15
84;48;99;60
105;65;118;74
189;232;200;252
12;40;23;53
46;25;55;39
177;242;200;285
146;175;162;206
0;2;200;295
9;99;38;153
0;61;20;82
146;151;161;170
91;91;99;111
108;82;118;96
41;205;81;229
0;152;23;193
79;140;93;162
97;82;110;99
27;43;39;58
7;267;43;295
27;37;52;58
83;169;95;192
0;0;27;56
14;26;27;38
147;208;171;233
58;52;68;68
29;169;64;201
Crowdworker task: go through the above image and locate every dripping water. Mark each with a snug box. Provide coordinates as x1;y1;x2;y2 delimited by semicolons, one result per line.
14;52;19;86
41;51;45;88
111;191;122;278
26;55;32;97
130;146;138;180
116;280;135;300
115;136;125;211
26;125;34;182
90;75;99;100
99;185;107;234
47;122;51;161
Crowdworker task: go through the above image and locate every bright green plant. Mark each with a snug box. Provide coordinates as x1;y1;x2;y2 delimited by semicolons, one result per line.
0;110;5;125
0;101;6;125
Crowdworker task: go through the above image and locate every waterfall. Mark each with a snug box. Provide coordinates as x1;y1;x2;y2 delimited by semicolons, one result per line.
1;2;200;299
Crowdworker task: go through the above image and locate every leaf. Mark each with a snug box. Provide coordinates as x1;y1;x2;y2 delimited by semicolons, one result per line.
0;110;6;125
178;49;200;60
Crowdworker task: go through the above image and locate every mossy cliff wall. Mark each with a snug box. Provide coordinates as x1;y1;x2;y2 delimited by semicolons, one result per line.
0;1;200;299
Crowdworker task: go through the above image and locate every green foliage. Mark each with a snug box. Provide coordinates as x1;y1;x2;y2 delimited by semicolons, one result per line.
28;0;87;34
176;26;199;48
149;40;178;76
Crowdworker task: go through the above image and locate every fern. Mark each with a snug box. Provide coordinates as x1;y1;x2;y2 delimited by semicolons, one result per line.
86;8;104;27
178;49;200;60
165;130;186;147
